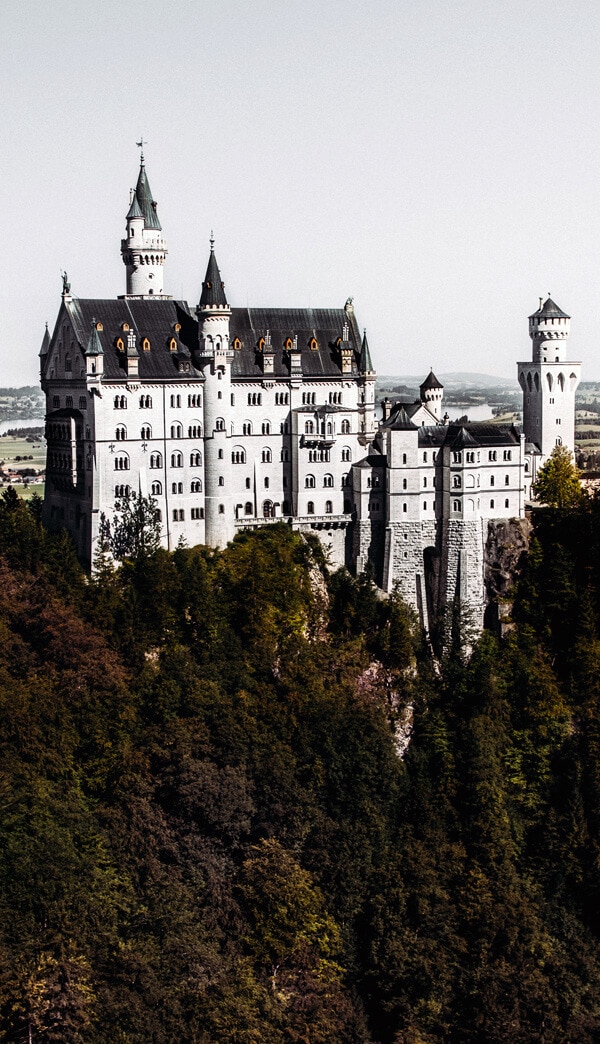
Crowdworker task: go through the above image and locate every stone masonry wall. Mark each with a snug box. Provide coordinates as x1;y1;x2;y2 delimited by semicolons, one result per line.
443;518;486;626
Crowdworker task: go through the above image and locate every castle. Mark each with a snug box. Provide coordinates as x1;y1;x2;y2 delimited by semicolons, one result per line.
40;153;581;628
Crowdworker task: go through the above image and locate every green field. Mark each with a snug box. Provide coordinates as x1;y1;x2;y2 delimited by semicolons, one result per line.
0;434;45;499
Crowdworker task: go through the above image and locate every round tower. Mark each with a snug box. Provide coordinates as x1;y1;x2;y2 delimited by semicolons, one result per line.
120;149;169;298
420;370;444;421
529;296;570;363
196;237;235;548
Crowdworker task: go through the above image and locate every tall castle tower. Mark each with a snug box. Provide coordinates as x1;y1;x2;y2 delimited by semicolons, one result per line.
196;237;235;547
518;296;581;465
120;148;169;298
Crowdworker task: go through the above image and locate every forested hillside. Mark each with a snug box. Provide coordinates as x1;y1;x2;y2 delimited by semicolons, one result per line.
3;496;600;1041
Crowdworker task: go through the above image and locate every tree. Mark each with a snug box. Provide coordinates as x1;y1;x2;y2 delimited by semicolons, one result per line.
532;444;582;508
99;491;162;562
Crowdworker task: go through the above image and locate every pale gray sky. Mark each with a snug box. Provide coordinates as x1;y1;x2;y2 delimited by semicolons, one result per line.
1;0;600;385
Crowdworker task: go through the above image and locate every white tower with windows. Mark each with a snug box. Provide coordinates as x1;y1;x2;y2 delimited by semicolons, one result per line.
518;296;581;467
120;147;169;299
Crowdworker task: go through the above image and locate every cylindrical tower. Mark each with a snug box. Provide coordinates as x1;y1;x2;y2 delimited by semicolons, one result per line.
196;239;235;548
120;151;169;298
529;296;570;363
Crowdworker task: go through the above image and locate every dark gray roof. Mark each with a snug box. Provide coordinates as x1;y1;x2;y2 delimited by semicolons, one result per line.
199;247;228;308
126;193;144;220
39;324;50;357
229;307;362;378
134;162;162;231
416;423;521;449
529;296;570;320
359;330;374;373
420;369;443;390
383;406;418;431
48;298;364;382
86;320;103;356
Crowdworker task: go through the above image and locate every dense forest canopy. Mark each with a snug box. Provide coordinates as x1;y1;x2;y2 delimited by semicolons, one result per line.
2;494;600;1041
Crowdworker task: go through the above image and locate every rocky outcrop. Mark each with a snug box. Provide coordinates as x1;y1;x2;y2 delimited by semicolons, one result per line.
484;517;531;602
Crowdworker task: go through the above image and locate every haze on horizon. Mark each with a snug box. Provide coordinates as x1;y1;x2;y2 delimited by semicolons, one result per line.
1;0;600;387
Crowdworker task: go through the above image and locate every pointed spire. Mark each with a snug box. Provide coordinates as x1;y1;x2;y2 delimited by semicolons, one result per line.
86;318;103;356
134;156;162;230
39;323;50;358
199;236;228;308
126;192;144;220
359;329;374;372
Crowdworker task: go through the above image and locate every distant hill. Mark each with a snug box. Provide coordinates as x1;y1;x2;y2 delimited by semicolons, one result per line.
378;372;519;392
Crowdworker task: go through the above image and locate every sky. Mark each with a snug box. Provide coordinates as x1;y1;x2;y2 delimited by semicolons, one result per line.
1;0;600;386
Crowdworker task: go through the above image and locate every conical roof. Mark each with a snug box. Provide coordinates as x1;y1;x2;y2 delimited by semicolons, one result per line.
39;323;50;357
199;240;228;308
134;161;162;230
359;329;374;372
420;369;443;390
86;320;103;356
529;296;570;320
126;192;144;220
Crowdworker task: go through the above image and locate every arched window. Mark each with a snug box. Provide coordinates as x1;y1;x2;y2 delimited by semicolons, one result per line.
215;418;225;431
191;479;203;493
171;451;183;468
307;501;314;514
170;395;181;408
115;425;127;441
402;453;407;464
305;421;314;435
141;425;152;440
341;447;351;462
242;421;252;436
490;475;495;487
140;395;152;409
263;500;274;518
490;498;495;509
188;423;202;438
244;501;253;515
150;452;162;469
341;419;350;434
218;504;225;514
114;484;131;498
151;481;162;495
171;482;183;494
114;453;130;471
325;500;333;514
452;475;461;488
65;354;72;372
190;450;202;466
505;498;510;508
505;474;509;486
171;422;183;439
262;421;271;435
262;448;272;463
323;474;333;487
305;475;315;488
453;499;461;512
232;447;246;464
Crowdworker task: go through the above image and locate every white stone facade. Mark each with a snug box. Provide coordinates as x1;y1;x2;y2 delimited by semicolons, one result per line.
40;159;578;632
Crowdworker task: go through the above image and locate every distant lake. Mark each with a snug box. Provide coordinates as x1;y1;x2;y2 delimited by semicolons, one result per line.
444;403;494;422
0;417;45;434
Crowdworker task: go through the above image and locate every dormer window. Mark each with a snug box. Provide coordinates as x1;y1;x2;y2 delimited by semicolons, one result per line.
285;337;293;351
142;338;151;351
116;338;125;351
233;337;242;351
169;338;177;352
121;322;130;332
309;337;318;351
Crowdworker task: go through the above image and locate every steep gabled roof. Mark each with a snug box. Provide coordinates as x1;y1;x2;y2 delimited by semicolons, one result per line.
383;406;418;431
39;324;50;357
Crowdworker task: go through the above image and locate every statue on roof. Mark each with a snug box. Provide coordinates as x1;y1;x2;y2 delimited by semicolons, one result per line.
61;270;71;296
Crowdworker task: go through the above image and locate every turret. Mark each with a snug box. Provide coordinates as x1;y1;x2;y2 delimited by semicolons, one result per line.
120;148;169;298
196;237;234;547
529;296;570;363
420;370;443;420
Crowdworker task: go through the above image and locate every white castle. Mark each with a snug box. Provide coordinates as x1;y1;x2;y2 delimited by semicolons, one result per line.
40;154;581;629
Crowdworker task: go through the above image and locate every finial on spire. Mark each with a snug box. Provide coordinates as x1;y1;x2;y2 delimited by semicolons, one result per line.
136;137;147;164
210;230;215;252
